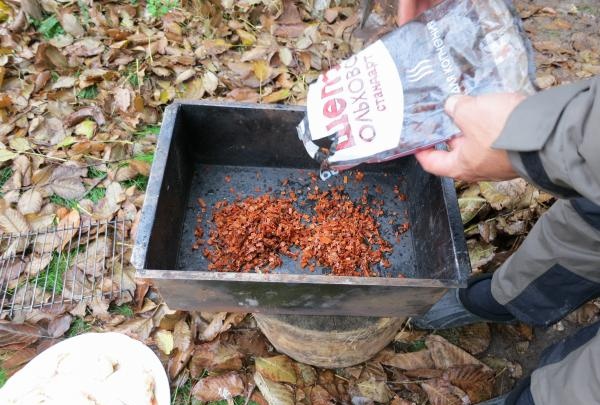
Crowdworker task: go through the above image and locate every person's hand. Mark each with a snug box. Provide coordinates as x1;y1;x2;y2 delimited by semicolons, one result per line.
396;0;441;26
414;93;526;182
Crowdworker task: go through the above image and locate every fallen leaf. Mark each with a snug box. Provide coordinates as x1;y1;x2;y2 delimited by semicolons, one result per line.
356;379;394;403
191;340;243;376
173;318;192;351
17;189;42;215
2;347;37;370
254;371;295;405
456;323;491;355
0;321;43;350
376;348;435;370
294;362;317;387
63;106;106;127
252;60;271;82
443;365;494;403
47;314;73;338
0;208;30;234
255;355;298;384
193;372;245;401
310;385;335;405
263;88;290;103
155;329;174;355
426;335;491;372
420;379;466;405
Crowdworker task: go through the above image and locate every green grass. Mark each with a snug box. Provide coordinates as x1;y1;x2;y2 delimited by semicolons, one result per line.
44;249;81;294
88;187;106;203
126;62;141;87
133;152;154;163
0;167;12;195
31;15;65;39
110;303;134;317
121;174;149;191
0;368;6;388
50;194;78;210
135;124;161;137
77;85;99;100
147;0;179;18
51;71;60;82
87;166;107;179
407;339;426;352
66;317;91;337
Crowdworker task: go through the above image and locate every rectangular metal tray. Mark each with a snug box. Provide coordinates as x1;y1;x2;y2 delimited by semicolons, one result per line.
132;101;470;316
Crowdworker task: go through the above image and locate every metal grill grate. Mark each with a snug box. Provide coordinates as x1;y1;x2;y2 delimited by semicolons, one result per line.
0;219;130;316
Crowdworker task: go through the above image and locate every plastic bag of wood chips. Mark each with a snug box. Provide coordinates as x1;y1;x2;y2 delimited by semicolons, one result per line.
297;0;536;179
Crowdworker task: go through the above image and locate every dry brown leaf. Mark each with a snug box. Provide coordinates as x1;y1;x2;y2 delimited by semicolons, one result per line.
190;339;244;377
376;348;435;370
309;385;335;405
173;318;192;351
252;60;271;82
0;321;43;350
63;106;106;127
456;323;491;355
47;314;73;338
113;87;131;112
443;365;494;403
0;206;30;234
193;372;245;401
420;379;467;405
255;355;298;384
294;362;317;387
356;379;394;403
17;189;43;215
168;345;194;380
2;347;37;370
254;370;295;405
426;335;491;372
155;329;174;355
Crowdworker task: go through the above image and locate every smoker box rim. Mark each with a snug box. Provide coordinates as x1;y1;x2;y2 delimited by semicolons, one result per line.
132;100;470;288
137;269;462;288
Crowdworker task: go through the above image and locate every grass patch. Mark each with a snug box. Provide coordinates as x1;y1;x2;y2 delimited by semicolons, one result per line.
147;0;179;18
88;187;106;203
87;166;107;179
407;339;426;352
171;379;196;405
0;368;6;388
135;124;161;137
31;15;65;39
67;317;91;337
110;303;134;318
44;249;80;294
133;152;155;163
77;85;99;100
50;194;78;210
121;174;149;191
0;167;12;195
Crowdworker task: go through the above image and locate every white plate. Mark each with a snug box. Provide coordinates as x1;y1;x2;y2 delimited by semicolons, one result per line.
0;332;170;405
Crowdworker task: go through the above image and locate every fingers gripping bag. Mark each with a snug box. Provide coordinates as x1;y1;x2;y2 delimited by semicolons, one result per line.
297;0;536;178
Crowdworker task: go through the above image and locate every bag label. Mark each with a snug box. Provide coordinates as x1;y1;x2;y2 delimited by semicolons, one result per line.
306;40;404;164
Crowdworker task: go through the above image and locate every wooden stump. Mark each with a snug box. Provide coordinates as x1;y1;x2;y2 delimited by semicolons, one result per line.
254;314;404;368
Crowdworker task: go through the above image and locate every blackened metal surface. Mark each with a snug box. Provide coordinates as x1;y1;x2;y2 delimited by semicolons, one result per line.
178;164;415;278
133;101;470;316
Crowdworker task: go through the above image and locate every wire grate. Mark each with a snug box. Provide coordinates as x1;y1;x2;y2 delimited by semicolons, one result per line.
0;218;130;316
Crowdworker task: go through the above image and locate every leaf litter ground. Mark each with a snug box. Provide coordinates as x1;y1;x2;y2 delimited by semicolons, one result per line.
0;0;598;404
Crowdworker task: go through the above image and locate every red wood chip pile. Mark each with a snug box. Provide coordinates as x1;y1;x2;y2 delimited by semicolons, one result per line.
201;186;394;277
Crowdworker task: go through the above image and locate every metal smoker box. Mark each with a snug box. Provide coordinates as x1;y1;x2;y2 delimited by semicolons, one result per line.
132;101;470;317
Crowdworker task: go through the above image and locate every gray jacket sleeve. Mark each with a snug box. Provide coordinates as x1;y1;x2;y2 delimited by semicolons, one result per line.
493;77;600;206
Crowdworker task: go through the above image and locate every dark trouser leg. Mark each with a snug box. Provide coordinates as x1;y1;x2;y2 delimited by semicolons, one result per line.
490;198;600;326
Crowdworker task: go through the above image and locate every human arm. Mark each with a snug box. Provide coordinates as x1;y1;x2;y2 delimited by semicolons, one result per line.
415;78;600;205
